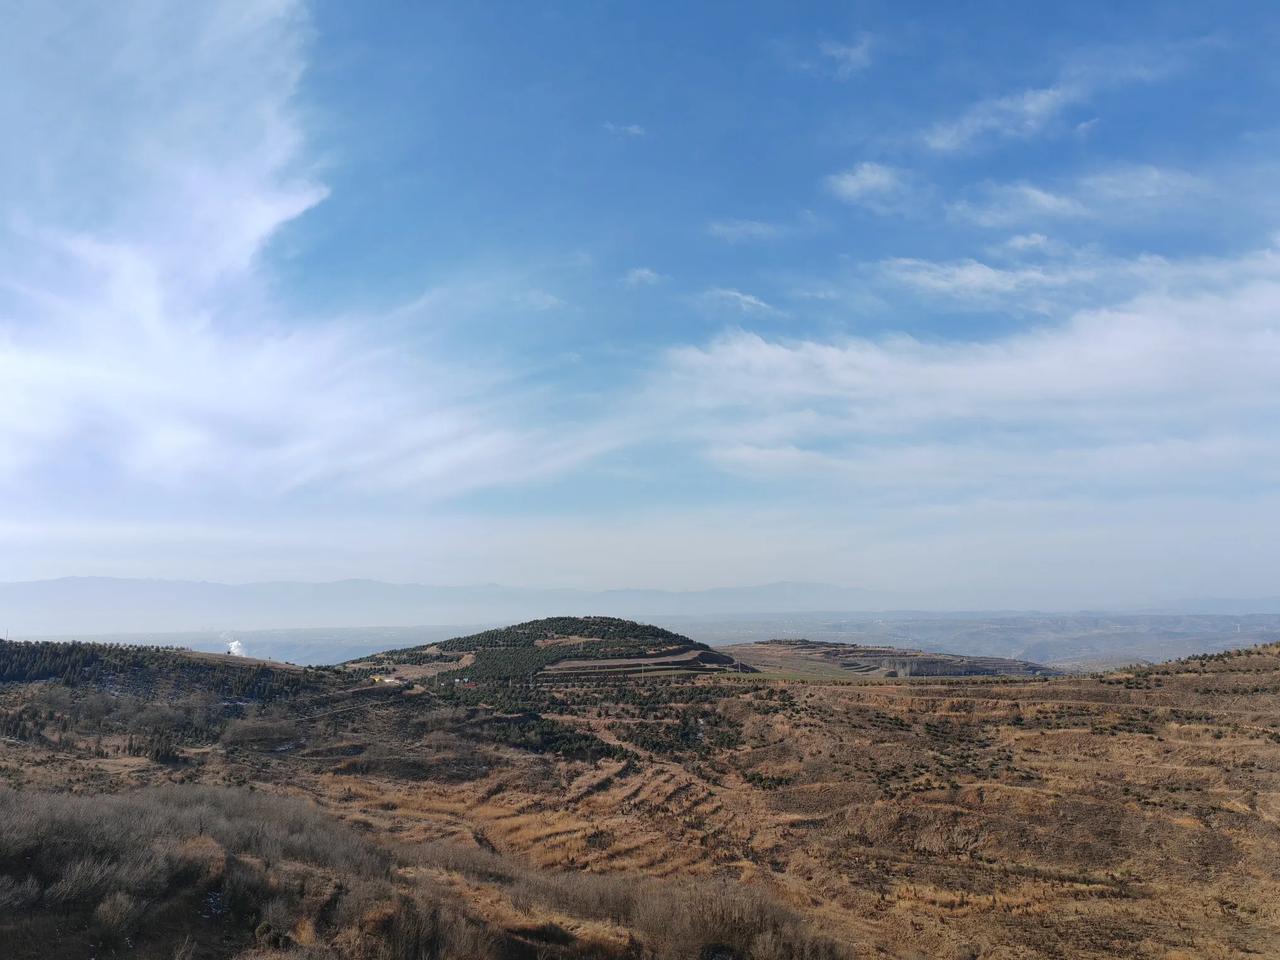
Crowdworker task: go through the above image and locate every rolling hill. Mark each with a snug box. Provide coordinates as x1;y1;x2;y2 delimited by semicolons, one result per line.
344;616;746;683
1;619;1278;958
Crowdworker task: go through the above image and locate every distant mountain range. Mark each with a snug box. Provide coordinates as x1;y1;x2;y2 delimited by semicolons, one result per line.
0;577;901;636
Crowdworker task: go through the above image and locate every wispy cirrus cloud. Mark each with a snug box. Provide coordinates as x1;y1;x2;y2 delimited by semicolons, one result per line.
876;256;1091;306
781;32;876;80
699;287;782;316
923;47;1183;152
950;165;1209;227
824;162;913;214
873;242;1280;314
0;1;606;504
818;34;874;78
603;121;646;138
985;233;1058;257
516;289;566;311
706;218;788;243
622;266;666;287
659;242;1280;503
1079;165;1207;203
925;84;1079;152
949;183;1089;226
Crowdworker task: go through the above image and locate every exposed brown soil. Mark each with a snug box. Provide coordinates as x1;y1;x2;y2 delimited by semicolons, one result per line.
725;638;1055;679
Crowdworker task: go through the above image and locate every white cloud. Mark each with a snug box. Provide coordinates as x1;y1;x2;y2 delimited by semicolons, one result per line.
951;165;1207;227
782;32;876;81
926;84;1078;152
622;267;665;287
1078;164;1206;202
660;242;1280;506
875;242;1280;315
923;49;1178;151
824;163;912;214
950;183;1089;226
987;233;1055;256
819;34;874;79
877;257;1084;304
700;288;781;315
517;289;565;311
825;162;900;199
604;121;646;137
706;218;786;243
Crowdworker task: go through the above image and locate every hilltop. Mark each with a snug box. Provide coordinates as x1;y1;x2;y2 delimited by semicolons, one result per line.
344;615;745;684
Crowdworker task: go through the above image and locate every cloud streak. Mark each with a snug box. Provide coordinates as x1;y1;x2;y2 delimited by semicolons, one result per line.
659;243;1280;503
622;267;666;287
824;162;912;214
950;166;1208;227
923;48;1180;151
706;219;788;243
699;288;782;316
819;34;874;79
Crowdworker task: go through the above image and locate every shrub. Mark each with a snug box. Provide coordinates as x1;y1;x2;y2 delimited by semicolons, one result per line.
93;890;143;943
412;840;853;960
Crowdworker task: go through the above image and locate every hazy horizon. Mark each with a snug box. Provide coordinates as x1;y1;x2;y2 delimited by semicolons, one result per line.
4;575;1279;642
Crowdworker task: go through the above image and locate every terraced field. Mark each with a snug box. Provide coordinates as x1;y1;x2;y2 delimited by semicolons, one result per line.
344;615;746;683
300;642;1280;957
725;637;1057;679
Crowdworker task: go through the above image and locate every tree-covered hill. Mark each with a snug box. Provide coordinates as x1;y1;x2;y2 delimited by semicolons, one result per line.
353;616;726;682
0;638;330;702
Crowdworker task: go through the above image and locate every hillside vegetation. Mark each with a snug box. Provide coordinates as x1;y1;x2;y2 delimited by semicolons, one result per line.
348;616;738;683
1;624;1278;958
0;638;325;700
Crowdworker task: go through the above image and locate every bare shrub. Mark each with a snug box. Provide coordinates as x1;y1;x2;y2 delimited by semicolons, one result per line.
410;840;851;960
0;783;397;956
93;890;143;943
647;877;844;958
45;856;117;905
1;783;848;960
0;875;39;911
409;839;516;884
220;717;300;749
223;855;273;920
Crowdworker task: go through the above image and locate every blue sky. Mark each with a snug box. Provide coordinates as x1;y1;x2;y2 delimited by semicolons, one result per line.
2;1;1279;607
